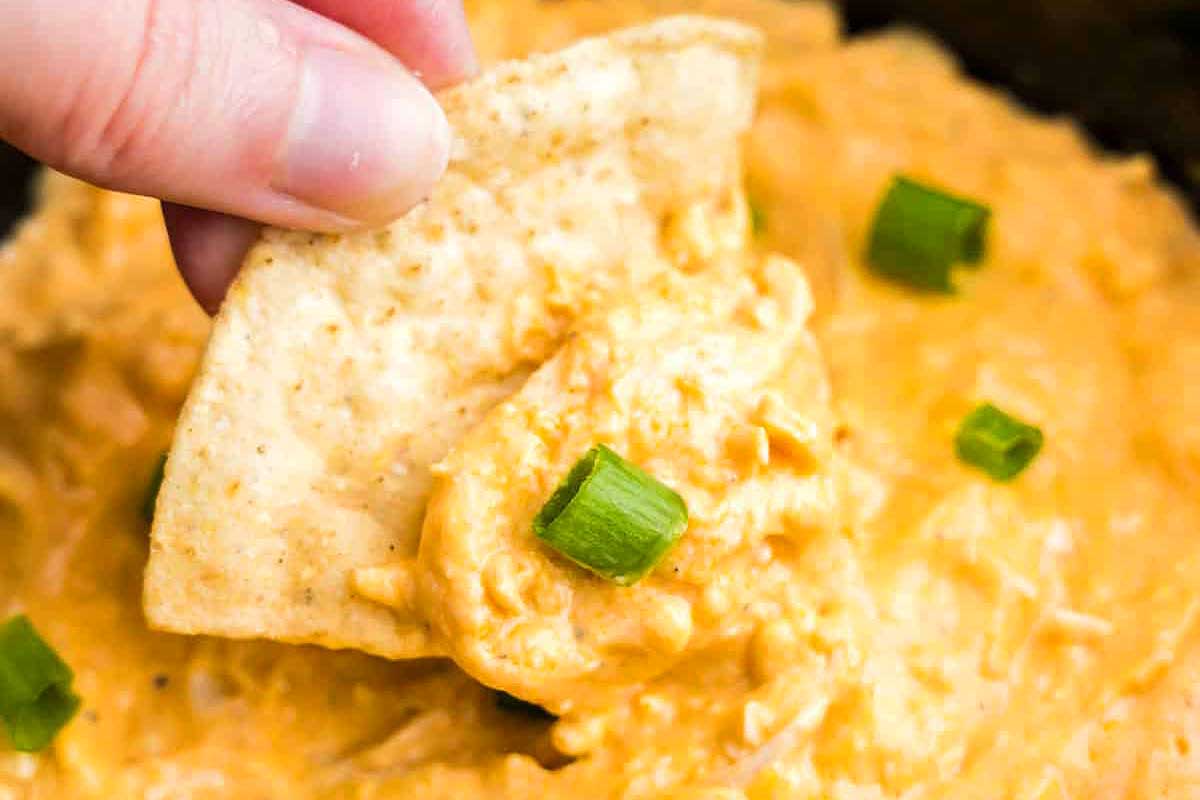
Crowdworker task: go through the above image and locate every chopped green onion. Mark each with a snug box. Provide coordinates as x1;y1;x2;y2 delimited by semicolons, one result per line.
142;453;167;523
495;690;556;721
0;616;80;752
866;175;991;292
955;403;1044;481
533;444;687;586
748;195;767;238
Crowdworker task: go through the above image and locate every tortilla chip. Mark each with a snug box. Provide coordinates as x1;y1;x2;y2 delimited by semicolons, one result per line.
145;17;764;658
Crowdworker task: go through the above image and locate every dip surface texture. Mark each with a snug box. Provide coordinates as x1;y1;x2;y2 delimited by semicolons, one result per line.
2;1;1200;798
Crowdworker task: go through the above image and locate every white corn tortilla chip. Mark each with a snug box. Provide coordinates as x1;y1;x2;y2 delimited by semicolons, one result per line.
145;17;763;658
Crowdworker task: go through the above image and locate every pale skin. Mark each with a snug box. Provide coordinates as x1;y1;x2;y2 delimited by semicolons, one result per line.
0;0;478;312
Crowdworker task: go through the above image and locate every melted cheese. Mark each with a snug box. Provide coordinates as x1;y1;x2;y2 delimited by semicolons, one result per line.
3;1;1200;798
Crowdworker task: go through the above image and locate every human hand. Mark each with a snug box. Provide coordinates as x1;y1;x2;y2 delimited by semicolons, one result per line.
0;0;477;312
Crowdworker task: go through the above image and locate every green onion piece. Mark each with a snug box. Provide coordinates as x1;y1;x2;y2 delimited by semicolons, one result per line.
866;175;991;292
0;616;80;752
955;403;1044;481
749;195;767;238
533;444;687;586
142;453;167;523
495;690;556;721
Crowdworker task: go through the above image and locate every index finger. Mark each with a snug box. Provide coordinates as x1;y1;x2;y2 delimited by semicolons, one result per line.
293;0;478;89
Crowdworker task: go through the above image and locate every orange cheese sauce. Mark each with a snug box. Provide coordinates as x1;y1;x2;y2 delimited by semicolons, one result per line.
3;2;1200;798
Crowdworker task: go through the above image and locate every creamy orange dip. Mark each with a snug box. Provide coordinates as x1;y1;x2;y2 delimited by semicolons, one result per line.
3;1;1200;798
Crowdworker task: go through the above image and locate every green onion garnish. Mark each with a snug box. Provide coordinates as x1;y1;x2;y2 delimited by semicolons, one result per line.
955;403;1044;481
533;445;687;586
0;616;80;752
749;195;767;238
142;453;167;523
866;175;991;292
495;690;556;720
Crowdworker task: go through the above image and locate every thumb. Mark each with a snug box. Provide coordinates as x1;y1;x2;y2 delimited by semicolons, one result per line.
0;0;451;230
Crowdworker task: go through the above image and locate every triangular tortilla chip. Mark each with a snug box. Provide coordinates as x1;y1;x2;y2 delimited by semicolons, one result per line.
145;17;763;658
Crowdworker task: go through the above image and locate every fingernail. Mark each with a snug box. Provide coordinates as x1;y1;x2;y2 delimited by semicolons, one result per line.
276;47;451;225
422;1;480;89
